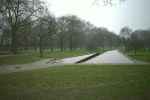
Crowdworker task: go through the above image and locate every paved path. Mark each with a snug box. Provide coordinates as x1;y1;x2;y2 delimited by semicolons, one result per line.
83;50;145;64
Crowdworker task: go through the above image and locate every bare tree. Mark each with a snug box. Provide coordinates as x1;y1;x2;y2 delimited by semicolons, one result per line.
119;26;132;51
57;17;69;51
47;15;57;52
0;0;44;54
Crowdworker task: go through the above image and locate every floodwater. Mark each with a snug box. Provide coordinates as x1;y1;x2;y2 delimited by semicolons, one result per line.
84;50;135;64
0;50;146;74
60;54;94;64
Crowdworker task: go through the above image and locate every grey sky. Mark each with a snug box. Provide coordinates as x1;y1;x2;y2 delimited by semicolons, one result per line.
43;0;150;34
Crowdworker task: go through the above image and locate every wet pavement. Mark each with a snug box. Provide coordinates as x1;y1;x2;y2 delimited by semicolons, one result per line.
84;50;140;64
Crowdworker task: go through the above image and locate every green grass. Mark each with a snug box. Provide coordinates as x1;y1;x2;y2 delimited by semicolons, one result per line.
41;49;90;59
0;64;150;100
0;54;41;65
0;49;89;65
127;50;150;62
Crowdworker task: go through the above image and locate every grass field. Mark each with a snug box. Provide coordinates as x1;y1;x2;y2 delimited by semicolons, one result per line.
0;49;90;65
0;64;150;100
0;54;41;65
127;49;150;62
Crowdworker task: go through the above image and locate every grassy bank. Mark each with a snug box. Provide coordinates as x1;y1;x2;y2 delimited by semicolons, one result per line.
0;48;109;65
0;49;89;65
0;64;150;100
127;49;150;62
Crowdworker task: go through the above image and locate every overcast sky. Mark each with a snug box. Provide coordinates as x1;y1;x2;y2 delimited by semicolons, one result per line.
43;0;150;34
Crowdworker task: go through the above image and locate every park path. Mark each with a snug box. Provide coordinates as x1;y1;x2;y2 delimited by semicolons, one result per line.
83;50;144;64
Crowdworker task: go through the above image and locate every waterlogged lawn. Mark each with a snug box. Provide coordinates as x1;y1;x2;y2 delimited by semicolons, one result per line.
0;64;150;100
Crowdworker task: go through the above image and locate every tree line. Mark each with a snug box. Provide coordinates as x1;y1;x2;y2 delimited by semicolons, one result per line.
0;0;121;56
0;0;150;56
119;27;150;54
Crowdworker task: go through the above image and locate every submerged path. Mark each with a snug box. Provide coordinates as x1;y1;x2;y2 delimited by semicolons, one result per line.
0;54;94;74
60;54;94;64
0;50;148;74
84;50;145;64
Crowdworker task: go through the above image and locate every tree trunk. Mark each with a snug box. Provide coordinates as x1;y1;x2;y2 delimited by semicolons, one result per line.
69;35;73;51
50;47;54;52
60;38;64;52
134;48;136;55
0;35;4;51
39;35;43;57
50;38;54;52
34;46;37;52
11;30;18;54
